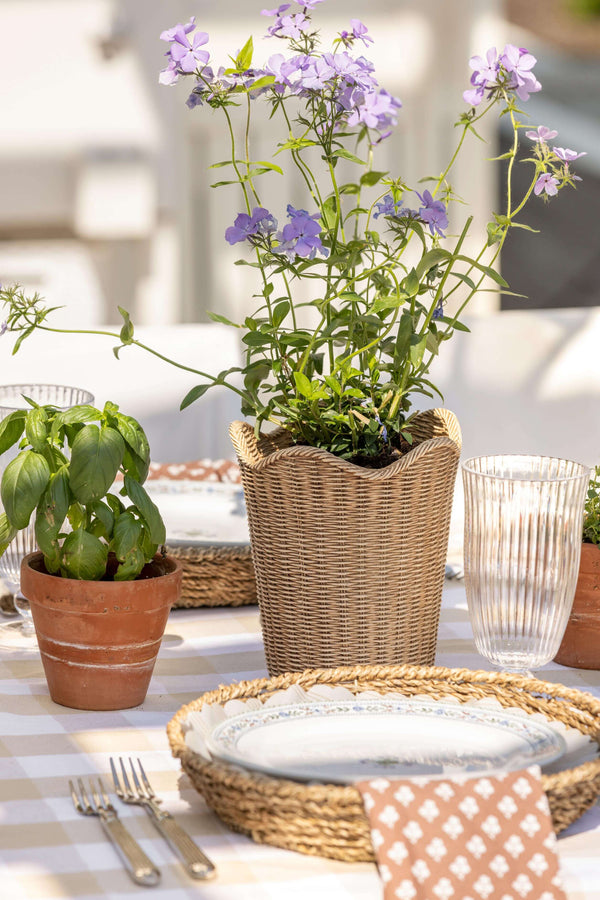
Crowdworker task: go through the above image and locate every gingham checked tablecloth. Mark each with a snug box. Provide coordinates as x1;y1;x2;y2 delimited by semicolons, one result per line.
1;582;599;900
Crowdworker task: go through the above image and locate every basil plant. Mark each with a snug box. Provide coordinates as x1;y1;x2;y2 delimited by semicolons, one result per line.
0;401;166;581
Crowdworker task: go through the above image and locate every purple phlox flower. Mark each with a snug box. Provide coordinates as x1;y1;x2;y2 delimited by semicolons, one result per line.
500;44;541;101
169;29;210;73
159;59;180;86
534;173;559;197
463;47;499;106
340;19;374;48
525;125;558;143
375;415;388;443
329;52;377;90
297;55;336;90
160;17;196;42
276;205;328;260
416;190;448;238
0;321;7;337
225;207;278;245
261;4;291;15
347;88;402;132
267;12;310;39
298;0;325;8
432;300;444;320
374;194;403;219
553;146;587;164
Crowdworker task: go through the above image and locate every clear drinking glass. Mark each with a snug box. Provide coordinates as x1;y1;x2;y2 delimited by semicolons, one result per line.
462;454;590;673
0;384;95;650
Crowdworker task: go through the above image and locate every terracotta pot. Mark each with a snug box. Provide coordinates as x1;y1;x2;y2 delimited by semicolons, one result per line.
230;408;461;676
21;552;182;710
554;542;600;669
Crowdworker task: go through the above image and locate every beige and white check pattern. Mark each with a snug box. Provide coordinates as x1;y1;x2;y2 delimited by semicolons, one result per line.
1;582;599;900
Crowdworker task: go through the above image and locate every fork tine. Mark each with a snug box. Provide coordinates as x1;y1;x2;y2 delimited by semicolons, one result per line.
89;778;101;812
110;758;123;797
129;757;148;799
119;757;135;798
69;779;82;813
77;778;92;814
136;758;156;800
98;777;111;809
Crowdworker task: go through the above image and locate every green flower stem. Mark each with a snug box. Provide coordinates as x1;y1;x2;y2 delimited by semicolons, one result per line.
245;93;261;206
29;324;251;402
432;104;494;199
223;107;252;215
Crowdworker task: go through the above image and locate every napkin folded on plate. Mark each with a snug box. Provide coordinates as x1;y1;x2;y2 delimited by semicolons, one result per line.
356;766;566;900
148;459;241;483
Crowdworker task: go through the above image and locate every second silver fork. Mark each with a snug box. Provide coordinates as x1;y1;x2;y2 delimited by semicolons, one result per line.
111;757;216;880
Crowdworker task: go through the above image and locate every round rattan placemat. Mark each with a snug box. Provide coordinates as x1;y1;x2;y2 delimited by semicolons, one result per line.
167;544;256;608
167;664;600;862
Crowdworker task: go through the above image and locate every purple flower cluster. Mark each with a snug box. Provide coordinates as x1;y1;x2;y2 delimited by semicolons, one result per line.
225;208;278;245
262;5;310;40
374;191;448;238
464;43;541;107
225;204;328;261
276;204;328;260
0;321;7;337
340;20;374;49
346;88;402;134
525;126;586;197
159;17;210;85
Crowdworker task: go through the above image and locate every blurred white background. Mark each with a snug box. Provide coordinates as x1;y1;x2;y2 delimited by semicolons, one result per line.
0;0;599;465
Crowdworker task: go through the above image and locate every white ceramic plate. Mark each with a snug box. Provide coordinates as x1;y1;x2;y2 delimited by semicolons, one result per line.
205;696;566;784
144;479;249;547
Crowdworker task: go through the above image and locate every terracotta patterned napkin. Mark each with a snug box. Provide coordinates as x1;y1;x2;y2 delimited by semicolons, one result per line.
356;766;566;900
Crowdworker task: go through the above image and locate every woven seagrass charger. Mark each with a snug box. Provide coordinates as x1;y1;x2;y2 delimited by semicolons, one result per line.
167;664;600;862
146;460;257;609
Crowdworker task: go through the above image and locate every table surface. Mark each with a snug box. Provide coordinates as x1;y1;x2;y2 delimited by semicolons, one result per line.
1;582;599;900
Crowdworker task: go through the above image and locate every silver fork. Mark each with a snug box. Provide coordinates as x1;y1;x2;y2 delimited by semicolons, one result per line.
70;777;161;887
111;757;216;880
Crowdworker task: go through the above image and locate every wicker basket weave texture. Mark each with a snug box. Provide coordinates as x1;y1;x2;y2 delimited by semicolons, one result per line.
167;664;600;863
230;409;462;675
167;544;256;608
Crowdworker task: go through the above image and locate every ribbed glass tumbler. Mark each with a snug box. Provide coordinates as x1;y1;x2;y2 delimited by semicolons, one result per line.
462;455;590;672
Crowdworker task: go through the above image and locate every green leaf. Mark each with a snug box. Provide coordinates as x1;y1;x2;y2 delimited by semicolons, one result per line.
0;410;26;456
61;528;108;580
35;467;70;571
293;371;313;399
395;311;414;361
416;249;451;280
324;375;342;396
111;511;145;580
360;170;388;187
247;75;276;93
118;306;134;344
50;405;100;442
272;300;290;327
454;255;509;287
24;407;49;452
114;414;150;471
121;445;149;484
180;383;211;410
69;424;125;505
106;493;125;518
236;35;253;71
124;475;166;545
409;334;427;368
0;512;17;557
1;450;51;530
321;195;338;230
90;500;115;539
332;149;366;165
251;160;283;174
207;312;240;327
439;316;470;333
244;360;271;393
402;269;420;298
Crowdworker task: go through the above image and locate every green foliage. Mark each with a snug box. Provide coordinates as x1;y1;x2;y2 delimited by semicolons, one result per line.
583;466;600;545
0;400;164;581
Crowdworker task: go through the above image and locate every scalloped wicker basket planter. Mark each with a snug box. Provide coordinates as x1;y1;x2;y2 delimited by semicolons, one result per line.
230;408;461;676
167;664;600;862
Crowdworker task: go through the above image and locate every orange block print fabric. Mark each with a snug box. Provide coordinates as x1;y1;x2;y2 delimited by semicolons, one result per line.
356;766;566;900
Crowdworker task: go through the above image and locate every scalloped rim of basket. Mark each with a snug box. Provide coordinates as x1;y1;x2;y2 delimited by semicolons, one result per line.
167;663;600;826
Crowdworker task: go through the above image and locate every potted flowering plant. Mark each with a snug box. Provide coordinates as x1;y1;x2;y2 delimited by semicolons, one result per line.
0;400;182;709
555;466;600;669
1;2;583;674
